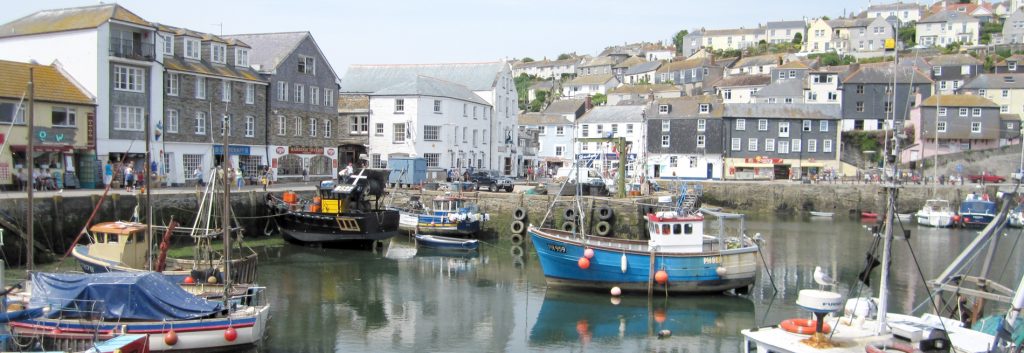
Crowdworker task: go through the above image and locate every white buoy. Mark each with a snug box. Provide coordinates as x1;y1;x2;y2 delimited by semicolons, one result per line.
610;286;622;296
620;254;627;273
716;266;728;276
610;297;621;305
657;329;672;338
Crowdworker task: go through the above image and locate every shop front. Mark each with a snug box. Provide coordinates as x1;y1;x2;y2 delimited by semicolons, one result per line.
726;156;784;181
213;144;265;181
270;145;337;182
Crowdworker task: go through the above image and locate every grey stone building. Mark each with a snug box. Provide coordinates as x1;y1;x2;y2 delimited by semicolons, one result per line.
223;32;341;180
927;54;983;94
645;96;725;180
722;103;842;180
157;25;268;185
841;64;933;131
994;55;1024;74
654;56;727;96
1002;10;1024;44
919;95;1002;154
336;95;369;166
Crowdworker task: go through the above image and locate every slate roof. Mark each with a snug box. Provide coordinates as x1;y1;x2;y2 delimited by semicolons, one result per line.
961;74;1024;89
778;61;811;69
580;56;617;68
0;4;152;38
827;18;875;29
732;54;781;69
724;103;842;119
565;74;616;86
657;57;712;73
529;81;555;90
996;54;1024;66
613;56;646;69
156;24;244;46
766;20;806;30
842;64;933;84
754;79;805;98
164;57;264;82
0;60;93;105
371;75;490;106
608;84;680;95
928;54;982;66
703;28;763;36
518;112;570;125
622;61;662;75
650;95;724;118
867;2;924;12
222;32;338;79
919;10;978;24
512;57;579;69
712;74;772;87
577;105;646;123
921;94;998;107
339;62;506;93
544;99;585;115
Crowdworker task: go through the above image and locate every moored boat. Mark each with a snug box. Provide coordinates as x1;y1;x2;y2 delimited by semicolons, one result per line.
414;233;479;250
959;193;996;228
415;194;488;236
528;183;760;294
915;199;955;227
860;211;878;219
809;211;833;217
267;169;400;245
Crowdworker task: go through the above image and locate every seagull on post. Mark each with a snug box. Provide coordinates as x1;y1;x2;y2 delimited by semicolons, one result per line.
814;266;837;290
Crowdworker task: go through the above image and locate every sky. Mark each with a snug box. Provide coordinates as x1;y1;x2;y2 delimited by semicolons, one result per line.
4;1;871;77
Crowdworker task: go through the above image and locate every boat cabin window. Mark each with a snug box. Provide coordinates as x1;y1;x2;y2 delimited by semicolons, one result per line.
672;224;682;234
660;224;670;235
684;224;693;234
106;233;118;243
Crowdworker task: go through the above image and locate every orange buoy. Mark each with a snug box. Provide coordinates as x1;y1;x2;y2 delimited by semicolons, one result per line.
164;330;179;345
224;326;238;342
654;309;667;323
655;270;668;284
578;257;591;269
183;276;195;284
779;318;831;335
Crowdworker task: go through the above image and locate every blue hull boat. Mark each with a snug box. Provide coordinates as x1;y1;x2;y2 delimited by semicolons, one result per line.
415;194;487;236
415;233;480;250
960;196;997;228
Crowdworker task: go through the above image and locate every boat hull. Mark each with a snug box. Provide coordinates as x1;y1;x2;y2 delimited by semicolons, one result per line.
528;227;758;294
415;234;480;250
11;305;271;352
960;213;995;228
416;215;481;236
271;208;401;245
915;212;954;228
71;245;260;284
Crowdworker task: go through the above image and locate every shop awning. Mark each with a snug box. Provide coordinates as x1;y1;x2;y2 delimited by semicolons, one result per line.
9;145;73;152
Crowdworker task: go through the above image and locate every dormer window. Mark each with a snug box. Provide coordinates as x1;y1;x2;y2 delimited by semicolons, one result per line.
184;38;200;60
699;104;710;113
211;43;226;64
659;104;669;114
932;66;942;76
160;34;173;56
1010;61;1018;71
235;48;249;67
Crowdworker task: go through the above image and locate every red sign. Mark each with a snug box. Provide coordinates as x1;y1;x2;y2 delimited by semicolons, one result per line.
0;133;4;145
275;146;286;155
272;158;278;168
289;146;324;155
326;148;335;156
744;156;783;164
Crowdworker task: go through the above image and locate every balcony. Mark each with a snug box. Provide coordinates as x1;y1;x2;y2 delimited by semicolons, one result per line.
109;38;155;61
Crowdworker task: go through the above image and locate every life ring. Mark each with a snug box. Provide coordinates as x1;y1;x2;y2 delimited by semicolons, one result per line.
510;246;524;258
864;342;917;353
564;208;577;220
779;318;831;335
597;206;614;221
595;221;612;236
513;207;528;221
562;221;577;233
510;220;525;234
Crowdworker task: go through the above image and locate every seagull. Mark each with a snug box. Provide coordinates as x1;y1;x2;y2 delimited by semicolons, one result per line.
814;266;837;289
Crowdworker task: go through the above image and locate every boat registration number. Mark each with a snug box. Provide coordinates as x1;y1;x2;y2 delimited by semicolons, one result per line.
703;256;721;264
548;244;567;253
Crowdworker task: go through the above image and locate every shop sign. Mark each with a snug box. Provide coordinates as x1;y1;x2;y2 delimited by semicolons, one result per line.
87;112;96;148
275;146;286;155
213;145;251;155
33;127;76;144
289;146;324;155
743;156;783;164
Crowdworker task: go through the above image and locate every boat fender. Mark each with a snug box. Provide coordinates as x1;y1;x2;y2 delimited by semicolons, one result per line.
510;220;525;234
513;207;528;221
583;248;595;259
864;342;917;353
564;208;577;220
562;221;577;233
779;318;831;335
510;246;524;258
578;257;590;269
597;206;614;221
655;270;668;284
224;326;238;342
483;213;490;221
620;254;627;273
510;233;523;244
595;221;612;236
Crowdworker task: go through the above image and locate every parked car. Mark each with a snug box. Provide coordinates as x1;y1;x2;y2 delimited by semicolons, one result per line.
470;171;514;192
967;173;1006;183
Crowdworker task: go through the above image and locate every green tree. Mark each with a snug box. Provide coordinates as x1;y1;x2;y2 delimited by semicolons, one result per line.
557;53;572;60
514;73;533;110
792;32;803;44
591;93;607;106
808;52;856;66
984;55;994;73
672;29;689;54
979;22;1002;45
898;26;916;47
942;41;962;54
522;57;535;63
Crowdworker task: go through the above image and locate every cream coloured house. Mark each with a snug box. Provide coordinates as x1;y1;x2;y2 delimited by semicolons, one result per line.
916;11;980;47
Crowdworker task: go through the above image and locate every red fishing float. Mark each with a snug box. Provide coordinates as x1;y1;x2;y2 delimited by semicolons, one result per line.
578;257;591;269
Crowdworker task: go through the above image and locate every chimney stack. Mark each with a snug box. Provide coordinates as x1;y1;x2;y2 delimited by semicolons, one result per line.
585;95;594;110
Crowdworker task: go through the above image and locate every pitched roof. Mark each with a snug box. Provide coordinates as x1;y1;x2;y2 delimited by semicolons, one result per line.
544;99;585;115
577;105;646;124
961;74;1024;89
724;103;842;119
927;54;982;66
766;20;806;30
656;57;712;73
518;112;570;125
842;64;933;84
580;56;617;68
703;27;763;36
827;18;875;28
754;79;805;98
613;56;646;69
512;57;580;69
566;74;616;86
996;54;1024;66
340;62;506;93
0;4;151;38
712;74;772;88
778;60;811;69
156;24;243;46
607;84;680;95
919;10;978;24
529;81;555;90
0;60;93;105
371;75;490;105
650;95;724;118
732;54;781;69
222;32;338;79
921;94;999;107
867;2;924;12
163;56;265;82
622;61;662;75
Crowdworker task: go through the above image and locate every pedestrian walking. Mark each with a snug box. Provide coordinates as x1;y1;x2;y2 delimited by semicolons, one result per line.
124;164;135;192
103;161;113;188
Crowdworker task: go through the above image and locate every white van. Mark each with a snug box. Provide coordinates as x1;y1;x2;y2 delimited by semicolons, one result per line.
554;166;602;184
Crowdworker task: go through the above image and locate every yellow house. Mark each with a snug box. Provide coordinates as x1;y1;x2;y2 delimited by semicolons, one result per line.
0;59;96;189
961;74;1024;118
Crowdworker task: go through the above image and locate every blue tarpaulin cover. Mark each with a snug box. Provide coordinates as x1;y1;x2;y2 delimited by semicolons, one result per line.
30;272;222;321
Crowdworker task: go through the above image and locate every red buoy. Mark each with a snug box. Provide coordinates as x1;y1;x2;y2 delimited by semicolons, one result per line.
224;326;238;342
655;270;668;284
578;257;591;269
164;329;179;345
183;276;195;284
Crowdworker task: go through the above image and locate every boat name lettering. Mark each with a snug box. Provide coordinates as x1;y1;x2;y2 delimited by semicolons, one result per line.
547;244;567;253
703;256;721;264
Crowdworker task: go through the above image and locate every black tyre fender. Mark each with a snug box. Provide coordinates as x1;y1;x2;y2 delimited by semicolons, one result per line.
562;221;577;233
510;220;525;234
595;221;612;236
513;207;528;221
597;206;614;221
563;208;577;220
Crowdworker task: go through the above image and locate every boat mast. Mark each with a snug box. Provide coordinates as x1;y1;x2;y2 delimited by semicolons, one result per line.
877;18;904;333
26;68;34;271
933;83;940;195
221;112;232;304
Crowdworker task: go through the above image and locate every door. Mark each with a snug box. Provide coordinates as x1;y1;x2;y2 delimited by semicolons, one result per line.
707;162;714;179
504;157;512;176
653;164;661;178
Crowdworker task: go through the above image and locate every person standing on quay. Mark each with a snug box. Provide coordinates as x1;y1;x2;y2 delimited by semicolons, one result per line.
103;161;113;188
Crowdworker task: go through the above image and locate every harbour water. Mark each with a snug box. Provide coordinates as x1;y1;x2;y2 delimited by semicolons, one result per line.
254;214;1024;352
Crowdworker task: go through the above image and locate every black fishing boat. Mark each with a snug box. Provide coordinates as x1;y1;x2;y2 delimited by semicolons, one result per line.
267;169;400;245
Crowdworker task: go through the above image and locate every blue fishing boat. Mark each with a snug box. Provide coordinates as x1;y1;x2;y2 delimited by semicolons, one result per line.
416;194;488;236
959;193;996;228
414;233;479;250
528;183;760;294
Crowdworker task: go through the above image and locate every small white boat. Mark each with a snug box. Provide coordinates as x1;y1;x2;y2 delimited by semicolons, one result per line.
809;211;833;217
415;233;480;250
896;213;913;221
915;199;955;228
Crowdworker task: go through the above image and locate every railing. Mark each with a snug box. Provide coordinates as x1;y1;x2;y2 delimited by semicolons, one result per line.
109;38;154;61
